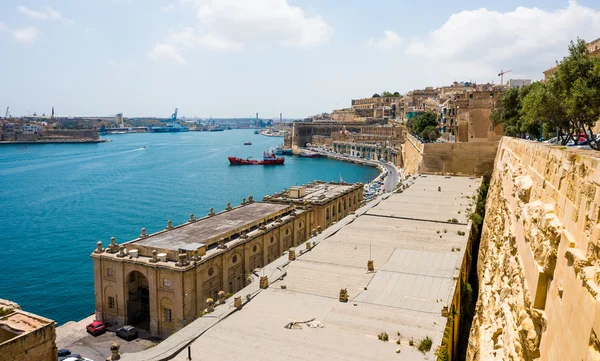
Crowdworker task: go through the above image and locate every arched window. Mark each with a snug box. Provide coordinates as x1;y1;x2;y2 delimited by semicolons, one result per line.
326;208;330;220
338;203;341;214
332;206;336;216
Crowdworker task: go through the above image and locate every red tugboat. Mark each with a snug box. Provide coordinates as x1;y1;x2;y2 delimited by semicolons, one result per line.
228;150;285;165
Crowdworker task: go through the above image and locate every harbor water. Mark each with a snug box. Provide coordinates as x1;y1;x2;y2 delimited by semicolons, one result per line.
0;129;379;324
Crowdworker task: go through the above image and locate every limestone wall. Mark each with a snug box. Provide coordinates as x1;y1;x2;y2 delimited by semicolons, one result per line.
0;312;56;361
468;137;600;361
402;134;499;177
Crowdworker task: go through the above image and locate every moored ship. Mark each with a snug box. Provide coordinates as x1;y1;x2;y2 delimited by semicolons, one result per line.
228;150;285;165
274;146;293;155
151;122;189;132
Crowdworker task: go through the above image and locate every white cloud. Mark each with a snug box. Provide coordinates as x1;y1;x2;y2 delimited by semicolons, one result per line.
17;6;74;24
148;43;186;65
13;26;40;44
151;0;332;62
367;30;402;49
405;1;600;81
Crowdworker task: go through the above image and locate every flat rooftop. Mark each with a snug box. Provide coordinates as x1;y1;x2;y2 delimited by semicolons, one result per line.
134;202;290;251
170;175;481;361
268;182;357;204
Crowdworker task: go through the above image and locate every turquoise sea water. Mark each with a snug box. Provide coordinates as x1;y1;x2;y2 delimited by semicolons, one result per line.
0;129;378;325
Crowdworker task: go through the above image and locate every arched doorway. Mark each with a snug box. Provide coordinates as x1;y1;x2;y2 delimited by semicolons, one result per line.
126;271;150;330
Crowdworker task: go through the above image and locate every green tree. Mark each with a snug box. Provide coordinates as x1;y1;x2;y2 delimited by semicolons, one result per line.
550;38;600;149
407;112;439;140
420;125;440;141
490;87;523;137
381;91;402;97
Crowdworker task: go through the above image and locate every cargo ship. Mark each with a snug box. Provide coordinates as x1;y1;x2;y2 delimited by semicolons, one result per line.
228;150;285;165
151;122;189;132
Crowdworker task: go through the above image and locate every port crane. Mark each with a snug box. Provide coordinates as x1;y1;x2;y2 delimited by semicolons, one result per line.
171;108;178;122
498;69;513;84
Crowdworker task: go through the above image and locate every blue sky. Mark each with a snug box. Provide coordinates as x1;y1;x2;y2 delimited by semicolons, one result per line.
1;0;600;118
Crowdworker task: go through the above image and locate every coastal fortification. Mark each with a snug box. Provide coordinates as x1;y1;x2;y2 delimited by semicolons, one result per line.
468;138;600;360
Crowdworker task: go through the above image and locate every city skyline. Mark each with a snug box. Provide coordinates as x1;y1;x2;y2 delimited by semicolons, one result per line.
1;0;600;118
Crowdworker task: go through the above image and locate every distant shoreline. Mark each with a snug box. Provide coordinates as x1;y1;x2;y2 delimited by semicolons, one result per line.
0;139;109;145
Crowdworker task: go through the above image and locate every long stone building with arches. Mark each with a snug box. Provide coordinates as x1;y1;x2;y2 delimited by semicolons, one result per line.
91;182;363;337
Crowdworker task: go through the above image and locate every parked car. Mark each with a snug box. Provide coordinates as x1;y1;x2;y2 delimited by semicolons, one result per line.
116;325;138;341
58;349;71;357
86;321;106;336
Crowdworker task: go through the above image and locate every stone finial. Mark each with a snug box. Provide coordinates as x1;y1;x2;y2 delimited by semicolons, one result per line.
339;288;349;303
367;260;374;272
189;213;195;222
311;229;317;237
107;237;117;253
259;223;266;231
259;276;269;289
226;202;232;210
139;228;147;238
176;253;187;267
218;290;226;304
306;242;312;250
209;207;215;216
317;226;322;234
241;230;248;239
217;238;227;249
150;249;158;263
234;296;242;310
166;220;173;229
192;249;199;262
248;196;254;203
206;298;215;313
117;245;126;258
107;342;121;360
289;248;296;261
95;241;103;253
242;198;247;205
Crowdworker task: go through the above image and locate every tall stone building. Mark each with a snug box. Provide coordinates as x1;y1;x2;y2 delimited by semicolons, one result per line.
445;90;504;143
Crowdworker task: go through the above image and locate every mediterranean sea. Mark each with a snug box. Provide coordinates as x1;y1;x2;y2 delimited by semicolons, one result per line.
0;129;378;325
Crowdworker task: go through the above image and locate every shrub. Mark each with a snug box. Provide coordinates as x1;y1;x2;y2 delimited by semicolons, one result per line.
457;231;465;236
409;338;414;346
418;336;433;353
377;331;389;341
435;345;449;361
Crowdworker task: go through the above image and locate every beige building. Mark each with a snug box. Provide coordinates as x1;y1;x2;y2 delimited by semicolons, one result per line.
0;299;57;361
264;182;364;230
447;90;504;143
92;183;363;337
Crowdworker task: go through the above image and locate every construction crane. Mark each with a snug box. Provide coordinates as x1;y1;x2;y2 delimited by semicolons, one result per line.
171;108;178;122
498;69;513;85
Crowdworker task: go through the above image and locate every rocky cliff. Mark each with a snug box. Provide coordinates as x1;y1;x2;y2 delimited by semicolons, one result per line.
468;138;600;361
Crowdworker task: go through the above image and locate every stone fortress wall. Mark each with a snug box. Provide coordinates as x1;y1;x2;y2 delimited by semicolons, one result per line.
467;137;600;361
402;134;499;177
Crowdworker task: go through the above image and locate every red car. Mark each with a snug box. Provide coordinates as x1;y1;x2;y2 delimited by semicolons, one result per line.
86;321;106;336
